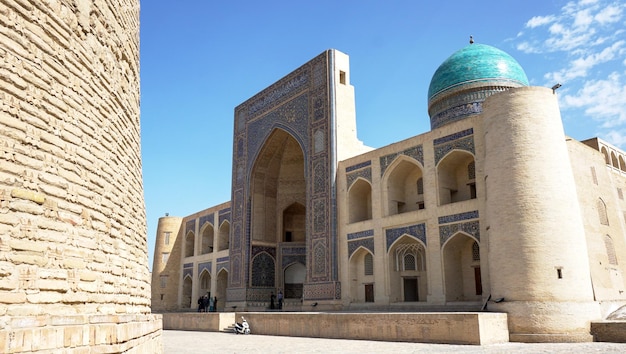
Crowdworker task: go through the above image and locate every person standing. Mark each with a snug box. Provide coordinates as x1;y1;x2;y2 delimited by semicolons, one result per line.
213;296;218;312
270;292;275;310
208;296;215;312
277;290;283;310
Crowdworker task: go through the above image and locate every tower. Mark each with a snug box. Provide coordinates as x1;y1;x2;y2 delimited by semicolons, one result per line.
0;1;161;352
483;87;599;342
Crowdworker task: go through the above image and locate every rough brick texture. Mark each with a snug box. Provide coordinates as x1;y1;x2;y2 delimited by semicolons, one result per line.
0;0;162;352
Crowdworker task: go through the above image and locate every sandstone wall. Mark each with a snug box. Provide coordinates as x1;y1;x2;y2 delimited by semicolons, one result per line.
0;0;161;352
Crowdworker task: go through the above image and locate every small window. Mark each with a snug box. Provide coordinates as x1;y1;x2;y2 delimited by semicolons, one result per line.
469;183;477;199
605;235;618;265
591;166;598;185
472;241;480;261
164;232;171;245
160;275;168;288
556;268;563;279
364;253;373;276
417;202;425;210
285;231;292;242
618;188;623;200
160;294;164;300
403;254;416;271
161;252;170;263
339;71;346;84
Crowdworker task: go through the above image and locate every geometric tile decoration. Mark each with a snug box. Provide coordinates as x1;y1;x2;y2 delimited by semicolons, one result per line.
380;145;424;176
347;229;374;240
433;128;475;165
439;220;480;247
348;237;374;258
198;261;211;276
438;210;479;224
347;167;372;187
199;214;214;227
185;219;196;235
385;223;427;250
219;207;231;226
346;160;371;172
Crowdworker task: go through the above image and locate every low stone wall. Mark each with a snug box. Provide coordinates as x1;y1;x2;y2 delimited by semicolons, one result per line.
161;312;509;345
162;312;234;332
591;321;626;343
0;314;162;353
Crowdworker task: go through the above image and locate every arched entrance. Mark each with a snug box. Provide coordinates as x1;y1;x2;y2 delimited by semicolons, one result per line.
442;233;481;302
284;262;306;299
216;268;228;311
182;275;193;309
349;247;375;303
199;270;211;297
387;235;427;302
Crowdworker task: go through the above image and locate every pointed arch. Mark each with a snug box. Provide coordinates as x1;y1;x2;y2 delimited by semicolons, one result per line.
215;268;228;311
348;177;372;223
604;235;618;265
218;220;230;251
436;150;476;206
199;269;211;295
182;275;193;309
251;252;275;287
381;155;425;216
441;232;482;302
597;198;609;226
184;231;195;258
200;223;214;254
611;151;619;168
386;234;428;303
349;247;375;303
284;262;306;299
600;147;610;165
250;128;306;243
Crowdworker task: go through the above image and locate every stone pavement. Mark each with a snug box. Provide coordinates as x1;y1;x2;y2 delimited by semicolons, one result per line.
163;330;626;353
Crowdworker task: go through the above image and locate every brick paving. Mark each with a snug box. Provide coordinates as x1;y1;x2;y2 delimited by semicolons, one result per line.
163;330;626;353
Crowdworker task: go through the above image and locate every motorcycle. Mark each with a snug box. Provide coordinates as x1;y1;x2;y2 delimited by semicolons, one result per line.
233;316;251;334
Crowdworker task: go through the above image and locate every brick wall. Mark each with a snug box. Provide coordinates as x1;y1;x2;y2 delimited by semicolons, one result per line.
0;0;161;352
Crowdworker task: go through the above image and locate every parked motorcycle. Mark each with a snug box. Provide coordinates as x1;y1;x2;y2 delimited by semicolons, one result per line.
233;316;250;334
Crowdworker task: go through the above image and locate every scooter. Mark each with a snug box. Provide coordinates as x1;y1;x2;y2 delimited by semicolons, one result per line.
233;316;250;334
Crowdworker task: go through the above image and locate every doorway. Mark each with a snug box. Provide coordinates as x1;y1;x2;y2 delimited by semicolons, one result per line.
403;277;418;301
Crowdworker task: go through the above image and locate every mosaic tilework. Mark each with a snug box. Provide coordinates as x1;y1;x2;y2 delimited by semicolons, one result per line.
282;246;306;255
380;145;424;176
227;287;246;302
385;223;427;250
199;214;214;227
251;252;275;287
347;229;374;240
252;245;276;259
218;208;231;226
246;287;276;302
348;237;374;258
183;264;193;279
248;71;308;117
431;102;482;129
282;255;306;268
438;210;479;224
303;281;341;300
217;257;229;273
346;160;371;173
247;94;309;173
198;261;211;276
439;220;480;246
185;219;196;235
433;129;475;165
346;167;372;188
229;51;337;301
217;256;229;263
183;263;193;268
313;240;326;276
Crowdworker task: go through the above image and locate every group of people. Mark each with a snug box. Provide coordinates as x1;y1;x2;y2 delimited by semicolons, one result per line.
269;290;283;310
197;294;218;312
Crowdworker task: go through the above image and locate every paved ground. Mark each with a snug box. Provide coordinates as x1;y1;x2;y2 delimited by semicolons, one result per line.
163;330;626;353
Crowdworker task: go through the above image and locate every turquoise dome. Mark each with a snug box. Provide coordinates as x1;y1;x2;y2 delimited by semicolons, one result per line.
427;43;529;129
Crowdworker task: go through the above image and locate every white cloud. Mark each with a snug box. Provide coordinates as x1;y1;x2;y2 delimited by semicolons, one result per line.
561;72;626;128
526;15;557;28
517;0;626;147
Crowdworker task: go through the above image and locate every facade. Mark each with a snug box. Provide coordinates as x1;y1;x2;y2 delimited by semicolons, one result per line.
152;42;626;342
0;1;162;353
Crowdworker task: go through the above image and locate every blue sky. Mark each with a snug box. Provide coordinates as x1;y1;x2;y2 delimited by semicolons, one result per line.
140;0;626;269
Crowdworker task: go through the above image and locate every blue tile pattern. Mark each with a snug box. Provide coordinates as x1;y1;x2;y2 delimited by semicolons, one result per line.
438;210;479;224
346;160;371;172
428;44;529;101
183;263;193;268
199;214;214;227
385;223;427;250
218;208;231;226
439;220;480;246
252;245;276;259
346;167;372;187
434;129;475;165
183;268;193;279
380;145;424;176
185;219;196;235
348;237;374;258
347;229;374;240
282;255;306;268
198;261;211;275
251;252;275;287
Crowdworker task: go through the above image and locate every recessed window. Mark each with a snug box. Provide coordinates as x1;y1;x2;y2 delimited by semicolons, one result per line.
160;275;168;288
161;252;170;263
164;232;171;245
364;253;373;276
556;268;563;279
339;71;346;84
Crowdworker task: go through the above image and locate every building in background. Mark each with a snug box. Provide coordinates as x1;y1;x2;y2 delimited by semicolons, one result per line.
152;41;626;342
